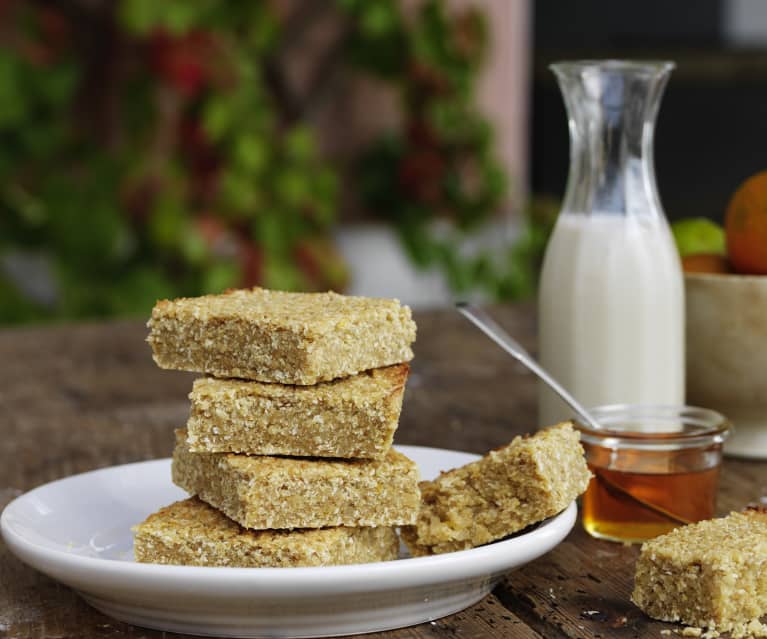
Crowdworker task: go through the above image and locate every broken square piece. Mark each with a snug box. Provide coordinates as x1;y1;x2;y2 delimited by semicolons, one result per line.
632;509;767;633
401;422;591;555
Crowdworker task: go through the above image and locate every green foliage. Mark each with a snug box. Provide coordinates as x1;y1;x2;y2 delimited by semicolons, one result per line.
343;0;544;301
342;0;408;78
0;0;540;324
0;1;345;324
119;0;213;35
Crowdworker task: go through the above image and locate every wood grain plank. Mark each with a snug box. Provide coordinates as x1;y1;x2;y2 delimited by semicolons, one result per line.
362;595;543;639
497;528;651;639
1;310;763;638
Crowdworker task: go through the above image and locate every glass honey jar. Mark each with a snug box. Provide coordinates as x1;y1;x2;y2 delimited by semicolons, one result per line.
575;405;732;543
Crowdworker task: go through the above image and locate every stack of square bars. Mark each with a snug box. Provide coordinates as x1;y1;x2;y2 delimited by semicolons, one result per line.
134;288;420;568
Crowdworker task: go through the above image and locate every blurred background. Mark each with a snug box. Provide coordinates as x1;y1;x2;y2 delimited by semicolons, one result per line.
1;0;765;323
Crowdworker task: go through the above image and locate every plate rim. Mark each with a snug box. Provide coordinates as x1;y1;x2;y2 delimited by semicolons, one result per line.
1;445;577;592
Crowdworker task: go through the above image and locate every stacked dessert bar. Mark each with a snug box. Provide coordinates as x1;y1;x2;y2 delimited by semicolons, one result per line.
134;288;420;568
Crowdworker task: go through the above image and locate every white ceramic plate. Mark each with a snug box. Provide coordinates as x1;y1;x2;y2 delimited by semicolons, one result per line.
1;445;576;638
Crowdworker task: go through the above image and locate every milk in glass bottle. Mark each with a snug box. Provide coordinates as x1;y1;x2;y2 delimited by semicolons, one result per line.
538;60;684;426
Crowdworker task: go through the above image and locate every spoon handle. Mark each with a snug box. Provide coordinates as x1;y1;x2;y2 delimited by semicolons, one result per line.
455;302;603;431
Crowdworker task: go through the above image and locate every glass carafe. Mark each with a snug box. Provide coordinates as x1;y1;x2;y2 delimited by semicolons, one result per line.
538;60;684;427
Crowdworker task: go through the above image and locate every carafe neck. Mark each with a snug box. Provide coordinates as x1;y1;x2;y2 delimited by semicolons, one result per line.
551;60;674;219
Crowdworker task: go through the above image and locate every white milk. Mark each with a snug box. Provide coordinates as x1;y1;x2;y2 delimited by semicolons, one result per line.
538;212;684;426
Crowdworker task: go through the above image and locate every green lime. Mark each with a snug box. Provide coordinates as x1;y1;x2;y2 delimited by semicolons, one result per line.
671;218;726;257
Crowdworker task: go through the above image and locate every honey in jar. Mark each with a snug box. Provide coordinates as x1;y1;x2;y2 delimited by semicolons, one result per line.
575;405;731;544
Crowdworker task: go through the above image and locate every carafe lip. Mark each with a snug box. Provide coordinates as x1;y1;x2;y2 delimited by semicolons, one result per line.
550;59;675;75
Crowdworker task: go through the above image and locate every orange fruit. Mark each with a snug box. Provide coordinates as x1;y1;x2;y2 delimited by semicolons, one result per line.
681;253;731;274
725;170;767;274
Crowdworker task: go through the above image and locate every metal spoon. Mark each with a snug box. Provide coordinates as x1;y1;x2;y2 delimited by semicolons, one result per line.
455;302;603;431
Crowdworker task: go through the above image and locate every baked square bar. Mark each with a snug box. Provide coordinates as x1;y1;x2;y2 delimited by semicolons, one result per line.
172;429;420;529
186;364;408;460
400;422;591;555
632;509;767;633
133;497;399;567
147;288;416;385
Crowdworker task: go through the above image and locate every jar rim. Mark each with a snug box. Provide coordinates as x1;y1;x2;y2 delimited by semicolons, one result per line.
573;403;732;449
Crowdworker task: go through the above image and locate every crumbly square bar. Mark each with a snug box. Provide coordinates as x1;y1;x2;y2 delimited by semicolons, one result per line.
147;288;416;385
133;497;399;567
632;509;767;633
400;422;591;555
172;429;420;530
186;364;408;460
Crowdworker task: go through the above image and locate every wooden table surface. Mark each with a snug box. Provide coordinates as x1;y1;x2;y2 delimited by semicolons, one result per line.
2;306;765;639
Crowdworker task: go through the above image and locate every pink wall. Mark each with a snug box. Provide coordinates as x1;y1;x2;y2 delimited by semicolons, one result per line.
470;0;531;214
